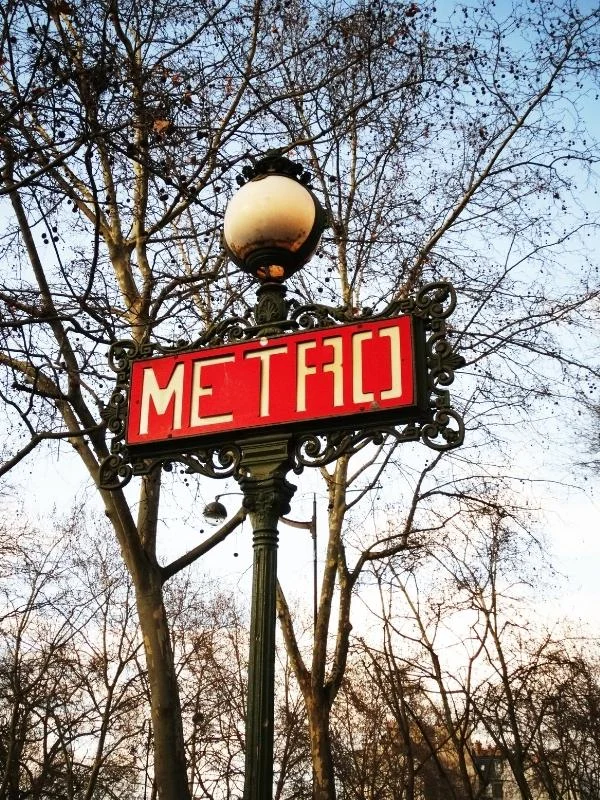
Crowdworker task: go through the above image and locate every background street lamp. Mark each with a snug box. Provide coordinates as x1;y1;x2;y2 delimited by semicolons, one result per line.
222;151;326;800
279;494;318;636
203;493;241;526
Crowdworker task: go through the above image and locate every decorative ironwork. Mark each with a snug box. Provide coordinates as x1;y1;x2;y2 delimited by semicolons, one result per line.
288;299;354;330
290;408;464;473
98;440;241;491
99;342;242;490
99;280;465;489
235;149;314;188
291;427;413;472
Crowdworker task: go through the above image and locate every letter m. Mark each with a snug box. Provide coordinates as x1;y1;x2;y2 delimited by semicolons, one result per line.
139;363;184;435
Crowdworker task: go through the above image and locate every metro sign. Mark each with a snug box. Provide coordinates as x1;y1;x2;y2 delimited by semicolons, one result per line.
126;315;427;452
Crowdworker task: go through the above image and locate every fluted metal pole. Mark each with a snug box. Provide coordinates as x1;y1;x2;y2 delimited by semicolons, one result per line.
238;437;295;800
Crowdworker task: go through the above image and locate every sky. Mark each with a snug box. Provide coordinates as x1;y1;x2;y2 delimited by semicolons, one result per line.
1;0;599;665
7;401;599;645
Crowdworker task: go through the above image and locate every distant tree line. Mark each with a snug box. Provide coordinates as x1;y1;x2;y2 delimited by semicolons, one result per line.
0;509;597;799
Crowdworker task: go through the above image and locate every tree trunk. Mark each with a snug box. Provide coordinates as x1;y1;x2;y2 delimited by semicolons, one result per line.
135;572;191;800
306;693;336;800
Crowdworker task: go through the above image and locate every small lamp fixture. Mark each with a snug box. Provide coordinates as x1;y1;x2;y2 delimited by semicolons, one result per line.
202;499;228;526
202;492;245;526
223;151;327;282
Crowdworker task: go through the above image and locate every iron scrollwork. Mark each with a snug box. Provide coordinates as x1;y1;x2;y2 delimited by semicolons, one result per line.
99;337;242;489
288;281;466;468
290;426;415;473
99;280;466;490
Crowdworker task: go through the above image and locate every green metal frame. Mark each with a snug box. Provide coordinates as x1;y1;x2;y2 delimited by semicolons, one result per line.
99;281;465;491
99;278;465;800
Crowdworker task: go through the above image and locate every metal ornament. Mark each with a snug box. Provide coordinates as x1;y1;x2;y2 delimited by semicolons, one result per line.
99;280;465;491
98;272;465;800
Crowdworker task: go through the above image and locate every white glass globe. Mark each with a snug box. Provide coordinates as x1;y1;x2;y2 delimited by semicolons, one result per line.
224;174;317;264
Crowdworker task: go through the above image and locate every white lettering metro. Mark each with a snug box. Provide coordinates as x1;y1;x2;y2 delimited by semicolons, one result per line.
245;345;288;417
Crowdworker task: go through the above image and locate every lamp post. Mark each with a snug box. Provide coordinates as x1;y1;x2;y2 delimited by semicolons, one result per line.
279;493;318;635
222;151;326;800
100;149;465;800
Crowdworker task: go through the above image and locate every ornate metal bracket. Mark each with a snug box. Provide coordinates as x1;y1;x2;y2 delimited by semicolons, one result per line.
99;281;465;490
235;150;315;188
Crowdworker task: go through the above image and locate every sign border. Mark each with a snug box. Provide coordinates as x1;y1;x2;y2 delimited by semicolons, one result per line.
99;281;465;490
124;315;428;455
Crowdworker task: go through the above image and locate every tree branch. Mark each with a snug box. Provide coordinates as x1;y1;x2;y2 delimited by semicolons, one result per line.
160;507;246;583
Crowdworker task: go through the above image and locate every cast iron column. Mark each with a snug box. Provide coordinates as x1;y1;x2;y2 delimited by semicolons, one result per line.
238;436;296;800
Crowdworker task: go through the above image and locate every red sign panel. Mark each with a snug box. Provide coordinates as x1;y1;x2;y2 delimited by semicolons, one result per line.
126;315;420;448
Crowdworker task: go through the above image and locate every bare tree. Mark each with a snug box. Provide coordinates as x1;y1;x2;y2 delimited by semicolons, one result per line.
163;575;314;799
272;3;600;793
0;512;147;799
356;476;600;800
0;0;599;797
527;648;600;800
